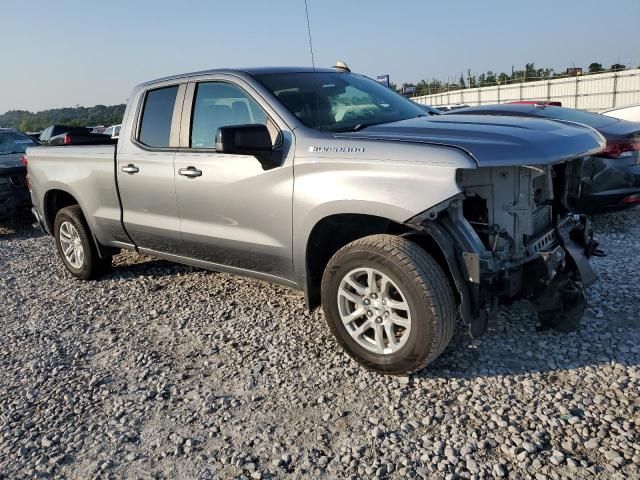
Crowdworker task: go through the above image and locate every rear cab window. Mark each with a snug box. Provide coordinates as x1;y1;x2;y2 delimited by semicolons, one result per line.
138;85;179;148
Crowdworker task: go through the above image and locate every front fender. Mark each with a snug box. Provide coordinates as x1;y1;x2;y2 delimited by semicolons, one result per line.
292;156;468;286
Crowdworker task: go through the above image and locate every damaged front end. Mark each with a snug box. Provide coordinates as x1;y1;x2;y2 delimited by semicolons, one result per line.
408;159;599;336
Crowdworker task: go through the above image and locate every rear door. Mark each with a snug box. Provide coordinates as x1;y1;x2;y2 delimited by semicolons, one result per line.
116;81;186;253
172;76;294;280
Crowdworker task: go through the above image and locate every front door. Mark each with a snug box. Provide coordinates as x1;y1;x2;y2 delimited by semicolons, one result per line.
172;79;294;280
117;83;184;253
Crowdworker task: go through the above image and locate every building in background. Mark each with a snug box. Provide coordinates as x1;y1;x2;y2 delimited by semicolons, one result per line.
376;75;390;88
400;85;416;97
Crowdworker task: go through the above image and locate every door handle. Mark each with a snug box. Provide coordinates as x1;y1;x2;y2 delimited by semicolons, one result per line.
121;164;139;174
178;166;203;178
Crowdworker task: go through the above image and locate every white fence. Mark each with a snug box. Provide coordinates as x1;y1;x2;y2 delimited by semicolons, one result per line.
411;69;640;112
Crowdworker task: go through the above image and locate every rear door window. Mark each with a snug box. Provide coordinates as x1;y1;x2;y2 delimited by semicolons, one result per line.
138;86;179;148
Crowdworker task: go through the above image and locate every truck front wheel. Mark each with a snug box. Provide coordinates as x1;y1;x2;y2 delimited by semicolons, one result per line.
54;205;111;280
321;234;457;375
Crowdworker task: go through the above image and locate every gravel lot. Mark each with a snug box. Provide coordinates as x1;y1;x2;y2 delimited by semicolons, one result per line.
1;210;638;480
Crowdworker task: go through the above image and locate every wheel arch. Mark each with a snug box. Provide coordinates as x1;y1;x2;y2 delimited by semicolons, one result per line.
302;213;465;315
44;188;115;259
44;189;80;233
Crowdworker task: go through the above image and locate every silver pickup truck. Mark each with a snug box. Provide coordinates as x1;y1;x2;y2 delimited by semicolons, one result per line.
26;66;604;374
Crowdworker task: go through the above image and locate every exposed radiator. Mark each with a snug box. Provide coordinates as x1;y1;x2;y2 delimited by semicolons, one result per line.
532;204;552;235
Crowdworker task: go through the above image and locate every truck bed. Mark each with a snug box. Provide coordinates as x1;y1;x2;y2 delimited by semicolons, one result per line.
26;144;130;246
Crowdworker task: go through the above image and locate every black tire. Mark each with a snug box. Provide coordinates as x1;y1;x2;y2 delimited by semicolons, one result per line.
53;205;111;280
321;234;457;375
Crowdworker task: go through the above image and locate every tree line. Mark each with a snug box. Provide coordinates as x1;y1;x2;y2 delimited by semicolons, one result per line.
400;62;632;96
0;104;126;132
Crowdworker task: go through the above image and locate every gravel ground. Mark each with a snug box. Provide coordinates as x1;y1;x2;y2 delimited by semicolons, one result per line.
0;210;638;480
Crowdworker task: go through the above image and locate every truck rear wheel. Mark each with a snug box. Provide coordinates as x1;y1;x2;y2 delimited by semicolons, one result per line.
321;234;457;375
54;205;111;280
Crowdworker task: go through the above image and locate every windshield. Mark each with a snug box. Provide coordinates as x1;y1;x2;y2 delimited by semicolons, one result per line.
535;106;618;129
0;130;35;154
254;72;426;132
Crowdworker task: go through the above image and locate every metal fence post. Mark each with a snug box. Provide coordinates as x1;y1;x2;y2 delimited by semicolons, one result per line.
574;77;579;109
547;80;551;103
612;72;618;108
519;82;523;101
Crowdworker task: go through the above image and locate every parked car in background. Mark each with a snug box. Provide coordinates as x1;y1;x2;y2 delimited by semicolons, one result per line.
451;104;640;213
49;131;112;146
26;131;42;143
103;124;121;139
0;129;35;219
39;125;112;146
39;126;87;144
509;101;562;106
601;104;640;123
26;66;603;374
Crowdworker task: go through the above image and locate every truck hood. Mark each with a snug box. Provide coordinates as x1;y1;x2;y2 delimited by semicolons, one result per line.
336;114;605;167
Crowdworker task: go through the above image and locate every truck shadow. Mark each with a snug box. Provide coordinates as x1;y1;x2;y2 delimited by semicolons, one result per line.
414;307;638;380
99;246;638;380
106;254;198;280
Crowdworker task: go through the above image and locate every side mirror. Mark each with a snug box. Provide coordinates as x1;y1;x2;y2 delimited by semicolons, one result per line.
216;124;273;155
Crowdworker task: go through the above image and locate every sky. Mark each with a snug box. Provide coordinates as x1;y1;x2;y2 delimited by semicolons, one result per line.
3;0;639;112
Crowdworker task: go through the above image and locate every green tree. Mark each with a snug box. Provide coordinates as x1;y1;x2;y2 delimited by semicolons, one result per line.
524;63;537;81
0;104;126;132
588;62;604;73
610;63;626;71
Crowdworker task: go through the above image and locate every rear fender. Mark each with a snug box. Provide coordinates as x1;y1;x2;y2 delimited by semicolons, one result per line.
43;186;115;260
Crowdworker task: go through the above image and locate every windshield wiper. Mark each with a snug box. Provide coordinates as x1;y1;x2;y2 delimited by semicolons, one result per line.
337;115;425;133
336;121;385;133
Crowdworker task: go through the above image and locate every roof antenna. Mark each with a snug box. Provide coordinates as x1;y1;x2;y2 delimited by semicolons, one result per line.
304;0;316;71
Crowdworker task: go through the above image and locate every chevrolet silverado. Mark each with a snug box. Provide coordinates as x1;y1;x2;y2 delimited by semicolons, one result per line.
26;66;604;374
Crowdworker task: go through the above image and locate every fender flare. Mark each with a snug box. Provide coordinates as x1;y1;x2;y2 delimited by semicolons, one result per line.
43;188;115;260
406;220;488;337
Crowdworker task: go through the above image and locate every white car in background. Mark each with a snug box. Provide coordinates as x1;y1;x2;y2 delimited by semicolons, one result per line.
103;124;121;139
601;104;640;122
